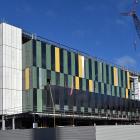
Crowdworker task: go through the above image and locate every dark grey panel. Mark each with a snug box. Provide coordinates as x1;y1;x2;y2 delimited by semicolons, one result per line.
0;126;96;140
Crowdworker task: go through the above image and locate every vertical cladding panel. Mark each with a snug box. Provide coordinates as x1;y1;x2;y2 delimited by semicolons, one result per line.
114;67;118;86
68;75;72;88
112;86;115;96
121;88;125;98
78;55;83;78
25;67;30;90
32;67;37;88
60;73;64;87
101;83;104;94
98;62;102;82
89;80;93;92
75;76;79;90
127;71;130;89
0;24;2;46
126;88;128;99
63;50;68;74
95;81;99;93
103;63;106;83
107;84;111;95
118;69;121;87
55;47;60;72
82;79;86;91
51;71;56;85
109;65;112;85
1;23;22;115
122;71;126;88
117;87;120;97
36;41;42;67
85;58;89;79
92;59;95;80
37;89;42;112
71;52;75;76
46;44;51;70
0;89;2;114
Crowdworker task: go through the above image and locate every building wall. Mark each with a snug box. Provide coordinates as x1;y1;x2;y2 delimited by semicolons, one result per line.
22;39;140;117
0;127;96;140
0;23;22;115
96;125;140;140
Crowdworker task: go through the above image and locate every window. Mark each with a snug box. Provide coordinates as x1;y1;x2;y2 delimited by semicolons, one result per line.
33;40;36;66
41;42;46;68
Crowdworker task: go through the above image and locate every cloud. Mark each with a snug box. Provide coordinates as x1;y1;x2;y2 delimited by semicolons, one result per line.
115;56;136;68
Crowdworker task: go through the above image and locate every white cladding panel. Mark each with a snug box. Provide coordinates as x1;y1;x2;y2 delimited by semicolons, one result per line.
0;23;22;115
0;24;3;45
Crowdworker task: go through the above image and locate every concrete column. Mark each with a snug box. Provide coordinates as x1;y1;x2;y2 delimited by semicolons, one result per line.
12;117;15;130
2;115;5;130
33;122;38;128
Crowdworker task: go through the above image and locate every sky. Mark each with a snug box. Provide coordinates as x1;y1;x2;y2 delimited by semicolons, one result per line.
0;0;140;72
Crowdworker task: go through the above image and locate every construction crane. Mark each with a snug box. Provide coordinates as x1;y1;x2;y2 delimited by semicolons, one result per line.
121;0;140;50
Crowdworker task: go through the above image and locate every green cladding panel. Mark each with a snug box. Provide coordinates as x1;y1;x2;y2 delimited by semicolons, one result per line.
51;71;56;85
98;62;102;82
95;81;99;93
103;63;107;83
92;59;95;80
32;67;37;88
118;69;122;87
117;87;120;97
60;73;64;87
71;52;75;76
46;45;51;70
23;40;33;69
85;58;89;79
63;50;68;74
108;65;112;85
101;82;104;94
37;89;42;112
36;41;42;67
68;75;72;88
107;84;111;95
82;79;86;91
122;71;126;88
112;86;115;96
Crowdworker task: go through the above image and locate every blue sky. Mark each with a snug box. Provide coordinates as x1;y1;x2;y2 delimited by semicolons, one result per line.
1;0;140;72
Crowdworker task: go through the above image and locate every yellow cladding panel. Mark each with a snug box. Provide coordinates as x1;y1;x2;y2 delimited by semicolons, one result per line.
78;55;83;78
55;47;60;72
75;76;79;90
89;80;93;92
127;72;130;89
126;88;128;99
114;67;118;86
25;67;30;90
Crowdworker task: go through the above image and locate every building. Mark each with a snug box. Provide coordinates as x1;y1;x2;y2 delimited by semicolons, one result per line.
0;22;140;129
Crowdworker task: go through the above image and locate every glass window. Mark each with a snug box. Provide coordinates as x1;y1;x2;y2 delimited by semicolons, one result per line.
41;42;46;68
51;45;55;71
33;40;36;66
60;48;64;73
89;59;92;79
75;53;78;76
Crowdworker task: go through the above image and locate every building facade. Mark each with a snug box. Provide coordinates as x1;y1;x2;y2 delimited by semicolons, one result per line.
0;22;140;128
